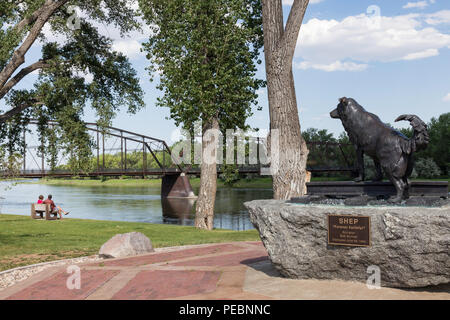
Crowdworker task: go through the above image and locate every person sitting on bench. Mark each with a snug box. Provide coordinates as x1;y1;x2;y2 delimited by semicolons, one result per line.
34;195;45;218
43;195;69;219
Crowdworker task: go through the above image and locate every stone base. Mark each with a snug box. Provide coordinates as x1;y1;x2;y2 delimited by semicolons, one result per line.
244;200;450;288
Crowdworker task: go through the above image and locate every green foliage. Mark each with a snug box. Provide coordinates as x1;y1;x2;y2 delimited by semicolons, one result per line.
0;146;22;180
302;128;354;177
0;0;145;174
415;113;449;175
363;155;377;180
413;158;442;179
220;164;240;187
140;0;264;131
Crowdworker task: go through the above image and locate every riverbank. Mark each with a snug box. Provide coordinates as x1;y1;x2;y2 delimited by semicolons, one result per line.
25;177;275;189
22;176;448;189
0;214;259;272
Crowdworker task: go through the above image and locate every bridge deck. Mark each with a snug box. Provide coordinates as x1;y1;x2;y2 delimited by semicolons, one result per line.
10;166;354;178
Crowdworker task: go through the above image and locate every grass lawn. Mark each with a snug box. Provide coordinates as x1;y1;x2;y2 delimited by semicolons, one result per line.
0;214;260;272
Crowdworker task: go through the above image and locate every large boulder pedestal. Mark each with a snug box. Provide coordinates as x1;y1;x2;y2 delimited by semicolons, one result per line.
244;200;450;288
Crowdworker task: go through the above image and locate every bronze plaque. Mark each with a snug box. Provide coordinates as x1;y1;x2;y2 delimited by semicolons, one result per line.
328;214;371;247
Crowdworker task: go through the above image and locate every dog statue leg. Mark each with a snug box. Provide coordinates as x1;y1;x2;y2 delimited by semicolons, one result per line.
354;147;365;182
373;159;383;182
389;176;405;203
403;177;411;199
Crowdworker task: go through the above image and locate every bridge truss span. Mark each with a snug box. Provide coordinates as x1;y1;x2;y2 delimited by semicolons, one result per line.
9;121;355;179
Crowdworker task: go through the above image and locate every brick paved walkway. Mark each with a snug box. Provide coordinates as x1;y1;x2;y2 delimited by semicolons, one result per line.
0;242;448;300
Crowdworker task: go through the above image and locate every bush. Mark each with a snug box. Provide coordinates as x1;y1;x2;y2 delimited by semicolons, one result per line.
219;165;240;186
410;168;418;179
363;155;377;180
414;158;442;179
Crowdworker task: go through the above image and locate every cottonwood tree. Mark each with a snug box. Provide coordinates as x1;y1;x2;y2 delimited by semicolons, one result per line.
140;0;264;230
0;0;144;173
262;0;310;199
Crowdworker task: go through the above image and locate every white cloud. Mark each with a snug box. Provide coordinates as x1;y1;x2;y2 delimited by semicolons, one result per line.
294;11;450;71
403;0;435;10
443;93;450;102
403;1;429;9
402;48;439;60
112;40;143;59
295;60;368;72
425;10;450;25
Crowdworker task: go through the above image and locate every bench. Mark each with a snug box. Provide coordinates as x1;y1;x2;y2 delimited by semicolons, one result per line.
31;203;57;220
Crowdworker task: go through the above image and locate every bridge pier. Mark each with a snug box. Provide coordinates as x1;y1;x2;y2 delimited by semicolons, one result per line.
161;173;197;199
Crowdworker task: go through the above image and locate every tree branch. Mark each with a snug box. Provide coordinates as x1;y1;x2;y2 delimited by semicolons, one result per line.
278;0;309;65
0;60;50;100
0;0;69;90
13;2;51;35
0;100;44;123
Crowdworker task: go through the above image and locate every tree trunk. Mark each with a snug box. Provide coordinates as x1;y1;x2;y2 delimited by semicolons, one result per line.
195;117;219;230
267;67;309;199
262;0;310;200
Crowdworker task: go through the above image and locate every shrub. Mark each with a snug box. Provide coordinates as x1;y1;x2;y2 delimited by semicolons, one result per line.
414;158;442;179
219;165;240;187
363;155;377;180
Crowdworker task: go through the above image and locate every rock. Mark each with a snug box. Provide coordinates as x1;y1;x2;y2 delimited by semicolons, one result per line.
290;195;327;204
405;196;448;207
343;195;375;206
99;232;154;259
244;200;450;288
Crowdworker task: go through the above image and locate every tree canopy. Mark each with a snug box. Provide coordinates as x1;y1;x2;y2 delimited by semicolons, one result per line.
0;0;144;172
139;0;264;134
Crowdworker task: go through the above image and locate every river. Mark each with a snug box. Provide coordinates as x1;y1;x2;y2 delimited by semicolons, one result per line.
0;181;273;230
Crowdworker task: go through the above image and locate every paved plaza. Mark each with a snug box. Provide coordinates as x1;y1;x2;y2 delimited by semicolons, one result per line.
1;242;448;300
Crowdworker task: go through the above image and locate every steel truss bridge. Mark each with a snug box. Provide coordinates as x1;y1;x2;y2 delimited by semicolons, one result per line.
10;121;355;179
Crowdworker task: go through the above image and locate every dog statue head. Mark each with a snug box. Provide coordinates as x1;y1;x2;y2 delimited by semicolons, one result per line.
330;97;361;122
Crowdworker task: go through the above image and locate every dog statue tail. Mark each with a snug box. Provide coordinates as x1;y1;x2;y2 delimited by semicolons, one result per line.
395;114;429;153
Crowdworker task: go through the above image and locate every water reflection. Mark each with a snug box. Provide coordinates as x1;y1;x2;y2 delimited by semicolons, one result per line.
161;198;195;226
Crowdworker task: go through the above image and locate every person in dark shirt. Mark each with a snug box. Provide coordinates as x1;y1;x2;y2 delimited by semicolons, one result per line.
43;195;69;219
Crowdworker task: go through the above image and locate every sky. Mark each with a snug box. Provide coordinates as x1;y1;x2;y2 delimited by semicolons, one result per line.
2;0;450;144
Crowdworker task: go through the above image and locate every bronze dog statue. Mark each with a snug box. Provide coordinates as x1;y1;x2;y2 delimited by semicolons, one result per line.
330;97;429;202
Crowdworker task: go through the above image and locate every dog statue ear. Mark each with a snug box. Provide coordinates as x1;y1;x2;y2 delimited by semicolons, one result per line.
339;97;347;104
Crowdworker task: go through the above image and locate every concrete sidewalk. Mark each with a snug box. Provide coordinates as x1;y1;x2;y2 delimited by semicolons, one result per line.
0;241;448;300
